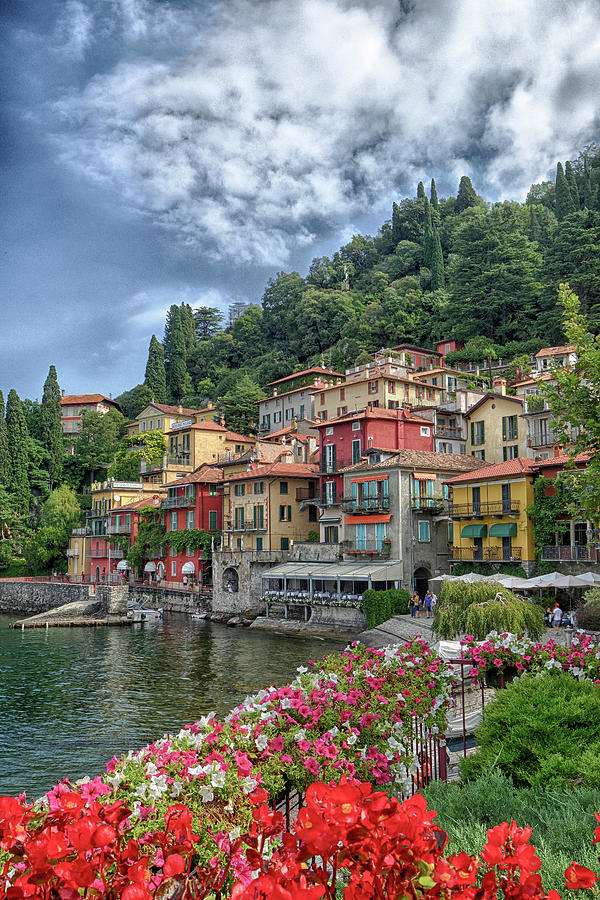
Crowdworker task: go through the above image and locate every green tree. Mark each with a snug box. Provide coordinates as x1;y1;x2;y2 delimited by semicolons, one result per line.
417;181;426;199
422;197;433;267
164;306;188;401
0;486;28;571
72;409;126;486
25;484;82;575
565;160;580;211
194;306;224;339
455;175;480;213
144;335;167;402
543;283;600;523
41;365;63;490
5;389;30;514
447;206;542;342
555;162;576;221
0;390;8;487
114;384;153;421
109;431;167;482
179;302;197;355
219;374;265;435
430;178;440;227
542;211;600;332
261;272;306;346
430;227;445;291
127;507;166;574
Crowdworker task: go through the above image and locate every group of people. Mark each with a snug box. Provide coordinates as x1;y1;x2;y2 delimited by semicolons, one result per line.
409;590;436;619
544;602;577;629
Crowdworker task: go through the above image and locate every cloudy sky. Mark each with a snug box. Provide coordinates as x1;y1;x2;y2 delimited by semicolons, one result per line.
2;0;599;401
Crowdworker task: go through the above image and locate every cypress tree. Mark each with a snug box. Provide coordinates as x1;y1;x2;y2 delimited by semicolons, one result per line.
179;302;197;355
417;181;426;199
583;161;596;210
166;307;187;402
392;201;401;243
0;390;7;487
430;178;440;226
565;161;580;210
430;227;445;290
41;365;63;491
455;175;479;213
5;389;30;514
144;335;167;402
430;178;439;209
555;162;575;221
527;205;541;243
423;197;434;266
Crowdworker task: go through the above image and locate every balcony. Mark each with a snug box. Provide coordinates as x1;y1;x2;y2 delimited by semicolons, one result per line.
296;488;318;502
450;500;520;518
66;549;79;557
450;546;523;562
530;429;558;448
161;494;195;509
344;540;391;557
411;496;447;513
141;455;193;475
108;523;131;534
71;527;89;536
435;425;464;439
320;456;354;475
342;498;391;514
226;522;267;533
541;545;591;561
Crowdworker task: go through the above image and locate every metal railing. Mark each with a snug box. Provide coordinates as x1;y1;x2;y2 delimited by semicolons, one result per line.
161;495;195;509
296;488;318;502
450;546;523;561
225;522;267;532
541;545;591;561
342;498;390;513
107;523;131;534
449;500;520;517
344;540;390;555
435;426;464;438
411;497;447;512
321;456;354;474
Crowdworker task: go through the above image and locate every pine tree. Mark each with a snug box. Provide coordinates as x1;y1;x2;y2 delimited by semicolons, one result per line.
555;162;576;221
527;205;541;243
423;197;434;266
455;176;479;213
565;161;580;211
179;302;197;355
5;389;30;514
430;227;445;290
166;307;188;402
0;390;7;487
417;181;426;199
41;365;63;491
144;335;167;402
430;178;440;226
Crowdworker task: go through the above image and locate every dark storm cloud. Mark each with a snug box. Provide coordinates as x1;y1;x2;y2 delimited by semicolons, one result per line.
1;0;600;398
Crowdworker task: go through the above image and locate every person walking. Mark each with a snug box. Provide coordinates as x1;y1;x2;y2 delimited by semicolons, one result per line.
424;591;433;618
414;593;421;618
409;594;416;618
552;602;563;631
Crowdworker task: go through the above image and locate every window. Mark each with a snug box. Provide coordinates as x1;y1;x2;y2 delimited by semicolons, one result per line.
472;486;481;515
324;525;338;543
471;421;485;445
273;411;282;424
171;561;177;577
263;414;271;428
447;376;457;391
280;481;288;495
281;538;289;550
299;405;305;419
443;483;450;500
308;505;317;521
285;408;293;420
352;439;361;464
445;343;451;354
388;380;395;393
352;420;361;431
448;521;453;543
253;505;264;529
326;427;334;435
186;510;195;530
234;507;245;529
430;377;438;386
254;481;263;494
368;380;378;394
502;445;519;460
340;387;345;400
321;410;328;420
209;484;218;496
170;512;178;531
501;483;511;513
336;406;347;416
418;520;431;542
323;443;336;473
420;426;431;437
502;415;518;441
256;537;263;550
208;510;218;531
170;543;177;557
236;538;242;549
320;393;325;405
186;545;194;557
279;505;292;522
234;483;245;496
474;450;485;459
323;481;336;505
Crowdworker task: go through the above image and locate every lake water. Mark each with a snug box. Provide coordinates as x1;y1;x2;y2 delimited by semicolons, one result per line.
0;614;342;799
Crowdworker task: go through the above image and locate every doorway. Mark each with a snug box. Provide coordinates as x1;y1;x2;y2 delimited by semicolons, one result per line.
413;567;430;599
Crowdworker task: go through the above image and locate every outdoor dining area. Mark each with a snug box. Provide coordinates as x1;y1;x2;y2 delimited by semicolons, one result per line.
429;570;600;591
261;560;403;617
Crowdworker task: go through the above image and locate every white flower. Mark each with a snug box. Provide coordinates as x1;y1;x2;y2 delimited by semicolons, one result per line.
198;785;214;802
148;775;168;800
255;734;268;752
241;776;258;794
346;733;357;746
211;771;226;788
188;764;208;777
146;762;159;777
171;781;183;798
294;729;306;742
106;772;123;788
279;698;291;709
230;826;242;840
134;784;147;799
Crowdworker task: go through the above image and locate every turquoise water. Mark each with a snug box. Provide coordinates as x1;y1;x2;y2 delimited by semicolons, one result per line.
0;614;342;799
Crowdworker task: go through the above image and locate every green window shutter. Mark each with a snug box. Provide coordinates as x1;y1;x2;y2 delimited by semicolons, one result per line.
470;421;474;446
503;447;507;461
512;415;518;438
287;505;292;520
481;421;485;444
253;506;257;528
502;417;507;441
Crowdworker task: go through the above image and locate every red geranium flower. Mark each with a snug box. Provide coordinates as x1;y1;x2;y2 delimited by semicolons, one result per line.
565;862;597;890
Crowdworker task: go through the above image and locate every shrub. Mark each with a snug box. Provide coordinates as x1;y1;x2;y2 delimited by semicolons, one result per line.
423;771;600;895
461;671;600;788
362;588;409;627
433;582;543;639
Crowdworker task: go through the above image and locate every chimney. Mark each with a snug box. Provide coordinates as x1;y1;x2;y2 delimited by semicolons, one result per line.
62;389;65;397
273;388;278;396
220;417;226;426
178;405;183;413
493;377;507;396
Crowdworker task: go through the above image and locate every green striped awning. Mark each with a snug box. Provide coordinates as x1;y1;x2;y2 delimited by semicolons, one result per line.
461;524;488;538
489;523;517;537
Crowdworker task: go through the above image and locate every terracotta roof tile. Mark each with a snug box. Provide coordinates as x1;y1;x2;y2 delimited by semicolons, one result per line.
152;403;204;416
61;394;119;407
445;457;537;484
268;367;344;386
341;449;487;474
535;345;576;358
314;406;434;427
164;465;224;486
225;461;319;481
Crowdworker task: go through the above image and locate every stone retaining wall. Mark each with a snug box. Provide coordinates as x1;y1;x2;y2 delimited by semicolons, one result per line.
129;586;208;615
0;581;92;616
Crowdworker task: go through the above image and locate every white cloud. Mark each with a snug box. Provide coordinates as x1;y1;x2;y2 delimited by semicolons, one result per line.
55;0;95;59
52;0;600;265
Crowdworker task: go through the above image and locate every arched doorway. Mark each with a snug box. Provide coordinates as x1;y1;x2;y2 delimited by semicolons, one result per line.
413;566;430;600
223;567;239;593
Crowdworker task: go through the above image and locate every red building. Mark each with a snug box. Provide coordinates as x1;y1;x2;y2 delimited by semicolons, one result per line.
161;465;223;585
436;339;464;360
315;407;435;507
89;495;164;582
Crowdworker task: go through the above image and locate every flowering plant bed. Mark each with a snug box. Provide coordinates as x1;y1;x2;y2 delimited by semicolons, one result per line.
2;777;599;899
460;632;600;683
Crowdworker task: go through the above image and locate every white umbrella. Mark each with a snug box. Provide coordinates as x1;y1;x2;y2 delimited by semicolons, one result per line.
576;572;600;584
493;575;533;590
544;574;591;589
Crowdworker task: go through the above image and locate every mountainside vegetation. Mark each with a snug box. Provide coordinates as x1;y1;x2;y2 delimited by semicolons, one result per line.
116;146;600;425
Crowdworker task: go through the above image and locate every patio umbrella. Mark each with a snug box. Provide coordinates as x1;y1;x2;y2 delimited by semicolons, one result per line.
576;572;600;585
544;574;591;589
493;575;533;590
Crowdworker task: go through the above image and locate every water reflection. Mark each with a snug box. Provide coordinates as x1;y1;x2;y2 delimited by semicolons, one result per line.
0;615;342;798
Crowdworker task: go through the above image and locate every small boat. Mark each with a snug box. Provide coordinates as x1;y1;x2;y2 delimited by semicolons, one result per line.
129;607;163;623
191;610;208;620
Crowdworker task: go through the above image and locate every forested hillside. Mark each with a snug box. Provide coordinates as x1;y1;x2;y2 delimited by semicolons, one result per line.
116;147;600;427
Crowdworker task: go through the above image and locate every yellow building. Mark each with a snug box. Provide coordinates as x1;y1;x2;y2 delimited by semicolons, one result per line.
466;390;526;463
222;461;319;552
124;402;217;436
445;458;536;570
314;373;443;422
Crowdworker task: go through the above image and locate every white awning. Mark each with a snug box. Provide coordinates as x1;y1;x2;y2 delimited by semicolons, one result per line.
261;560;403;582
181;562;195;575
144;561;156;573
116;560;130;571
